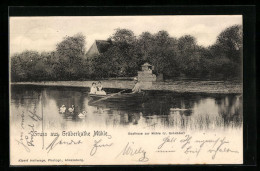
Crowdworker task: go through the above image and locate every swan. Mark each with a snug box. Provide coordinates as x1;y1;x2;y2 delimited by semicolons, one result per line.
68;105;75;113
78;111;87;118
67;116;73;119
59;105;66;113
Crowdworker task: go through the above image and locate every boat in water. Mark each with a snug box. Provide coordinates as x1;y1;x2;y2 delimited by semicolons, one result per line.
88;91;146;103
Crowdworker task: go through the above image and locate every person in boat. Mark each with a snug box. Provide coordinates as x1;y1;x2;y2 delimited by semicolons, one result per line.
132;77;142;93
90;82;97;94
96;81;107;95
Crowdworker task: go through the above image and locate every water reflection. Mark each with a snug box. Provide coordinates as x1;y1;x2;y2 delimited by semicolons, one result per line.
10;85;242;130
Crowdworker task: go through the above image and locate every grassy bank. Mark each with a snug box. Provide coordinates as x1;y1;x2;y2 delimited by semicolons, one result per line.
11;80;242;94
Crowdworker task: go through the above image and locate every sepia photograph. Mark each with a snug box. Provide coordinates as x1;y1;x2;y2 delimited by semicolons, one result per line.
9;15;243;165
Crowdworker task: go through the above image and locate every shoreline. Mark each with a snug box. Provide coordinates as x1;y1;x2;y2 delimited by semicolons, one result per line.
11;80;242;94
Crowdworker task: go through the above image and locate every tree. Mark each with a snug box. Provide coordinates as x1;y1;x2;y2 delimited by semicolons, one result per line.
111;28;136;44
56;33;86;79
11;54;26;81
107;28;140;77
147;31;179;77
136;30;180;78
138;32;154;61
10;51;41;81
209;25;243;79
87;48;121;78
176;35;201;77
216;25;242;61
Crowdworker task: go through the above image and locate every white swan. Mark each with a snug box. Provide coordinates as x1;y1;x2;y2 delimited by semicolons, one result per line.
67;116;73;119
59;105;66;113
68;105;75;113
78;111;87;118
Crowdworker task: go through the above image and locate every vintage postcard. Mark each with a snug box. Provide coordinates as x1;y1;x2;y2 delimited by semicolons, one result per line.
9;15;243;165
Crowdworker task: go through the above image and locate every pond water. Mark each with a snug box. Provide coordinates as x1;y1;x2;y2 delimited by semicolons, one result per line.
10;85;242;131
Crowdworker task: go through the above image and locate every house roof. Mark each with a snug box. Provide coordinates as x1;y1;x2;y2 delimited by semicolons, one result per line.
86;40;112;57
95;40;112;53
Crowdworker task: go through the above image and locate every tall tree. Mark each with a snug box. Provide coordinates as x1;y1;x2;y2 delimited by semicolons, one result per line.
210;25;243;78
108;28;140;76
177;35;201;77
215;25;242;63
138;32;154;61
56;33;86;79
148;31;178;77
111;28;136;44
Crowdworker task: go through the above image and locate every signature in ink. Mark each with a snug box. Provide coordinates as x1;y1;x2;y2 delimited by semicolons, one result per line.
46;135;82;153
208;137;239;160
180;134;192;149
90;139;113;156
158;136;177;149
25;124;35;147
116;142;149;162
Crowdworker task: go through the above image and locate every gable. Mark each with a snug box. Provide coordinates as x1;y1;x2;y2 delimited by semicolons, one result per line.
86;41;100;57
86;40;112;57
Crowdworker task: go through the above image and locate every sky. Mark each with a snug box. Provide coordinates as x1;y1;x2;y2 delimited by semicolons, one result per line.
9;15;242;56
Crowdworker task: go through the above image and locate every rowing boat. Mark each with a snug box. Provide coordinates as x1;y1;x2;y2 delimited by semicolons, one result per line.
89;92;145;102
88;94;108;100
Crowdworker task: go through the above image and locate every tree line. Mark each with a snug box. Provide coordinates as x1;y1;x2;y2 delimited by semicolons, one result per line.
11;25;242;82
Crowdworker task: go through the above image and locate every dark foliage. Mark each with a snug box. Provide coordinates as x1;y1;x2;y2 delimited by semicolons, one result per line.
11;25;242;82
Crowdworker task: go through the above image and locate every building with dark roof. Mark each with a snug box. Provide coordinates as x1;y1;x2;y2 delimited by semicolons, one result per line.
86;40;112;57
